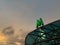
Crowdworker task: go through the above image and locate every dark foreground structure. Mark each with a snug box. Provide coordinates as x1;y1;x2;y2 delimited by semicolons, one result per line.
25;20;60;45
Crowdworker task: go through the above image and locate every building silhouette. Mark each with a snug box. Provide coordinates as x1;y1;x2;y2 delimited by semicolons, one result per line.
25;20;60;45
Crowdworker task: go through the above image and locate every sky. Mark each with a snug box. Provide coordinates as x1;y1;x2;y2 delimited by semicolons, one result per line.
0;0;60;45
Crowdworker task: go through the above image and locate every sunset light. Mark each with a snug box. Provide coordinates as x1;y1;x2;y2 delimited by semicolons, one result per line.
0;33;8;45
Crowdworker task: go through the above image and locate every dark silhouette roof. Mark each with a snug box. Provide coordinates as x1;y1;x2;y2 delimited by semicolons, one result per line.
25;20;60;45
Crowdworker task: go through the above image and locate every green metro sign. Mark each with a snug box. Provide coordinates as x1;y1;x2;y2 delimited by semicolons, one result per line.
36;18;44;28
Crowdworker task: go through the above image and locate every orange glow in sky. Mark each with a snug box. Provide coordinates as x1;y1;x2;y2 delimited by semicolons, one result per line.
0;32;8;45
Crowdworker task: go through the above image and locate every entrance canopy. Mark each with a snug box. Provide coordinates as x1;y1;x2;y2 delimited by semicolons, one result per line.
25;20;60;45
